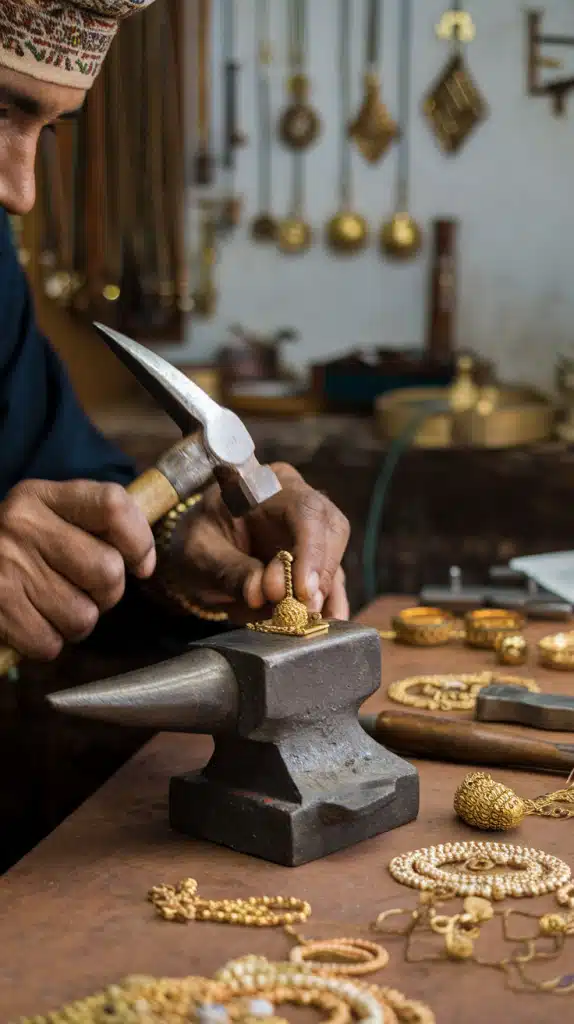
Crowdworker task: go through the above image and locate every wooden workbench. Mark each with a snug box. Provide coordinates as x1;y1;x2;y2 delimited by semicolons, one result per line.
2;598;574;1023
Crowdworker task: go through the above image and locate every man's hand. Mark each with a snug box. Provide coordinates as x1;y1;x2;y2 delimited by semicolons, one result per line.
0;480;155;660
178;463;350;622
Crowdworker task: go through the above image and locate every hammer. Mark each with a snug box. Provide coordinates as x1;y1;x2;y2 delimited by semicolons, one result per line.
0;324;281;673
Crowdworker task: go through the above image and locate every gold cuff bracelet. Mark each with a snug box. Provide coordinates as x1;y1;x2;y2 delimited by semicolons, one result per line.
465;608;525;650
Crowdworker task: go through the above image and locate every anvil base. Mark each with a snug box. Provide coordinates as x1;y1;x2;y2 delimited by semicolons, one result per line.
169;755;418;867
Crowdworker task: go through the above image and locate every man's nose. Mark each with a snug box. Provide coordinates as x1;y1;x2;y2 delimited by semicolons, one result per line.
0;141;37;216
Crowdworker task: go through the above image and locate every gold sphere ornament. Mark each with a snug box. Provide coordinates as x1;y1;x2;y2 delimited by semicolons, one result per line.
325;211;369;254
454;770;574;833
248;551;329;637
379;212;422;260
496;633;528;666
250;213;277;243
277;217;313;255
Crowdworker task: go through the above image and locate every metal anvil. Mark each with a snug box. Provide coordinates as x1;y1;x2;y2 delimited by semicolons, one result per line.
49;622;419;866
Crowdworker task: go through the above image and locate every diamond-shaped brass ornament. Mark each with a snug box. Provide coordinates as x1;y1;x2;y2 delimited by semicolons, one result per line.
422;54;488;154
348;73;398;164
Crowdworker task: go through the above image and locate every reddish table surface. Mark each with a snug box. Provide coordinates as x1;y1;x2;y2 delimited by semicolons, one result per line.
2;597;574;1023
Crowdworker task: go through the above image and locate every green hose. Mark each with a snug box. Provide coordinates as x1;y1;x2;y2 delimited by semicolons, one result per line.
362;400;451;603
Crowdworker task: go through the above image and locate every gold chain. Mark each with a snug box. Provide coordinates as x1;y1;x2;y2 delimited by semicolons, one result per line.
148;877;311;927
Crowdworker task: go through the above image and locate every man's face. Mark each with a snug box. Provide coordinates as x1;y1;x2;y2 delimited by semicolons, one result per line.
0;67;85;216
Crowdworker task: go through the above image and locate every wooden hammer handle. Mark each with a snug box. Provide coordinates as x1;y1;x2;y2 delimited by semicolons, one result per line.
0;467;181;674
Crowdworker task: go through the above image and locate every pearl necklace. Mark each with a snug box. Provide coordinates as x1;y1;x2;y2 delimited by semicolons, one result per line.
389;841;571;900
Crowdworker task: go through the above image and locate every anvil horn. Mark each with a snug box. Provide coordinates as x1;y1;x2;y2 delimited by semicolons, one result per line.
47;648;239;733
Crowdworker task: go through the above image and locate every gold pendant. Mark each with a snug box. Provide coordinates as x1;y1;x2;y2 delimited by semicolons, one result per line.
422;54;488;154
248;551;329;637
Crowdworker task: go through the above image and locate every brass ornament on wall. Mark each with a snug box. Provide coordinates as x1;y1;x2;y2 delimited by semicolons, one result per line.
423;3;488;154
348;0;397;164
278;0;321;151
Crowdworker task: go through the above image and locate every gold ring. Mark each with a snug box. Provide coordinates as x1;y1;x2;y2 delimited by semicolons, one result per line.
538;631;574;670
465;608;524;650
392;606;458;647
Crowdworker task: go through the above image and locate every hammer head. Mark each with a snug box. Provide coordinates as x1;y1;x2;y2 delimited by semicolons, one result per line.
94;323;281;515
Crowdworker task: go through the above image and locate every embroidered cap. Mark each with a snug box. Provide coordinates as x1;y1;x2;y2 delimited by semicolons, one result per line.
0;1;155;91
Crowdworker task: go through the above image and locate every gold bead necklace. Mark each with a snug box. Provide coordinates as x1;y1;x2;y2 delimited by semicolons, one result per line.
388;671;539;713
148;877;312;927
388;841;571;900
16;956;435;1024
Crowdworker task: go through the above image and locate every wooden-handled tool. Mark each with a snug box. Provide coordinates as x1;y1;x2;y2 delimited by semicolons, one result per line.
0;324;281;675
360;708;574;775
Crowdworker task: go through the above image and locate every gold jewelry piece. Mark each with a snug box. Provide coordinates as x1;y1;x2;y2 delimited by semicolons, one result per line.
464;608;525;650
538;631;574;670
454;770;574;832
148;878;311;927
391;607;458;647
557;883;574;909
154;495;229;622
388;841;571;900
248;551;329;637
289;937;389;976
495;633;528;666
374;890;574;994
18;955;435;1024
388;671;539;712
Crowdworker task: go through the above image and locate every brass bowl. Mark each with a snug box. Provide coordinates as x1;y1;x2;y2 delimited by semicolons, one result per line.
392;606;458;646
538;632;574;671
465;609;525;650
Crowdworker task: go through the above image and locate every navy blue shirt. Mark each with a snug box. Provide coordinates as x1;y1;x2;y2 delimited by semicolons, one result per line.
0;210;216;656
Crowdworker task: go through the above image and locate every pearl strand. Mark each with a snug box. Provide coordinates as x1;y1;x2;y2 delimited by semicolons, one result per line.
389;841;570;900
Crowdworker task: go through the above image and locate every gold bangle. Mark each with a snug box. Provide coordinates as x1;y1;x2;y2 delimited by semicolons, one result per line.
154;495;229;623
391;607;459;647
465;608;524;650
538;631;574;670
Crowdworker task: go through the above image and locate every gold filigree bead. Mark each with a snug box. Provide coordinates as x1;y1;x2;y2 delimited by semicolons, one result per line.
248;551;329;637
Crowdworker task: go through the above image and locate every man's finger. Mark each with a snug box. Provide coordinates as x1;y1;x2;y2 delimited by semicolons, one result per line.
322;568;350;620
27;479;156;577
184;523;264;605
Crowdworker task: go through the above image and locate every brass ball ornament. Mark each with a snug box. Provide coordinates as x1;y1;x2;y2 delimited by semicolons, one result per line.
276;216;313;255
325;210;369;255
380;211;423;259
250;213;277;243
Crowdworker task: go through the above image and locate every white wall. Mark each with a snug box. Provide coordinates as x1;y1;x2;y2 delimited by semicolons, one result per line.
169;0;574;394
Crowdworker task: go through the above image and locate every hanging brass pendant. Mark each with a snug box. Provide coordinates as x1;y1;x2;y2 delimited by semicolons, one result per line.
348;72;398;163
251;213;277;242
380;212;422;260
325;211;369;254
276;216;313;255
279;75;321;150
423;54;488;154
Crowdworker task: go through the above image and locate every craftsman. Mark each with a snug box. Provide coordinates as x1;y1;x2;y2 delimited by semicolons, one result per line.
0;1;349;664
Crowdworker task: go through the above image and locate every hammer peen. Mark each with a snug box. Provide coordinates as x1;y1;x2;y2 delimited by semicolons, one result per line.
0;325;281;674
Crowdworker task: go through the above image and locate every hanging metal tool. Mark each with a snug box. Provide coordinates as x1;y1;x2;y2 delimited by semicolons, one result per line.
194;0;215;185
276;150;312;255
380;0;422;260
278;0;321;150
219;0;245;233
250;0;277;242
348;0;397;163
526;10;574;117
423;2;488;153
192;201;218;316
326;0;369;254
